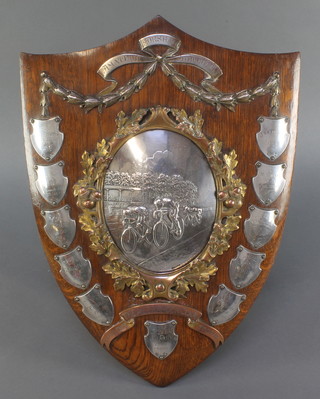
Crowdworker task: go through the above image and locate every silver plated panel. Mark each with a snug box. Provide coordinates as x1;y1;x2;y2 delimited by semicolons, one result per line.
35;161;68;206
75;284;114;325
207;284;246;325
256;116;290;160
244;205;278;249
103;130;216;273
144;320;178;360
252;162;286;205
54;246;92;289
42;205;76;249
30;117;64;161
229;245;265;289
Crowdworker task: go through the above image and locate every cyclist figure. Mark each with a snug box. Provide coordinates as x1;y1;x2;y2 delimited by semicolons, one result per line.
121;206;152;253
135;206;150;235
152;197;184;248
183;206;203;226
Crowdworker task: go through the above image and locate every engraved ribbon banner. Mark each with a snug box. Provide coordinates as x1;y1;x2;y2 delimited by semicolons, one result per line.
97;34;223;92
39;33;280;115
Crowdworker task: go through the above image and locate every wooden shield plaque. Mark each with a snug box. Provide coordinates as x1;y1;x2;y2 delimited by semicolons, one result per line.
20;16;300;386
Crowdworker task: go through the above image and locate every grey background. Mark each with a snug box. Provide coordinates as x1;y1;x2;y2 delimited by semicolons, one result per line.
1;0;319;398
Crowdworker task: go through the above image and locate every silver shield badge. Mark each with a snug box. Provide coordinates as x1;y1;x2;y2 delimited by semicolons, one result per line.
42;205;76;249
144;320;178;359
75;284;114;326
229;246;265;289
207;284;246;325
35;161;68;206
30;117;64;161
54;246;92;290
252;162;286;205
256;116;290;160
244;205;278;249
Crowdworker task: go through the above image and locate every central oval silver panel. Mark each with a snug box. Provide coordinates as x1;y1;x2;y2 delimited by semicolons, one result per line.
103;130;216;273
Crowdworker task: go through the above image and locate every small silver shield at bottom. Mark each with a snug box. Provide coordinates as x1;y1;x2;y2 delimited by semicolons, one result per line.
144;320;178;360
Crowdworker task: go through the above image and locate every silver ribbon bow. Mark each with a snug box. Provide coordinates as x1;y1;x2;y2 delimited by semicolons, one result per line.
97;34;223;94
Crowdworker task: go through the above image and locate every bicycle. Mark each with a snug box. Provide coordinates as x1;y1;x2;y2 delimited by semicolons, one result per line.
120;206;152;254
152;198;184;249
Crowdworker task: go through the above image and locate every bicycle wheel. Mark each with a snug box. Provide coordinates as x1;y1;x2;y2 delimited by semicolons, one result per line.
153;221;169;248
121;227;137;254
173;218;184;240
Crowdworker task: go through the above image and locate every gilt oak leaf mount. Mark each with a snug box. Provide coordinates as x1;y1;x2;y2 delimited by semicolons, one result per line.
20;16;300;386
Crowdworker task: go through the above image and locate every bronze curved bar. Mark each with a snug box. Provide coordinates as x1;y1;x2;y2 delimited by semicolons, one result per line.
119;303;202;321
187;319;224;348
100;318;135;351
100;303;223;351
